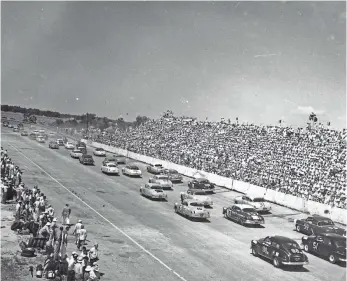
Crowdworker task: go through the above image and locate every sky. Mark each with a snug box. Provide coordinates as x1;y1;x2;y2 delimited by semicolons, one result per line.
2;1;346;128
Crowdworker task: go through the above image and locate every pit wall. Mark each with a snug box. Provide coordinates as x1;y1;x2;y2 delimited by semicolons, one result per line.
85;140;346;225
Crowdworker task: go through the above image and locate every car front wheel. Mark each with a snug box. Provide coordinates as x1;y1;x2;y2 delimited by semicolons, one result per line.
273;257;281;268
251;247;258;257
328;254;337;264
304;244;309;252
296;225;301;233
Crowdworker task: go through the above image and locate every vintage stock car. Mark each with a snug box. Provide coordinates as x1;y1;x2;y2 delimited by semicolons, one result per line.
49;141;59;149
251;236;309;268
21;131;28;136
64;142;75;149
114;154;126;164
174;200;211;221
295;215;346;236
301;233;346;264
149;175;173;190
101;162;119;175
94;148;106;156
223;204;265;226
162;169;183;183
70;149;83;159
147;163;164;174
234;194;271;212
122;165;142;177
79;154;95;165
187;178;215;194
180;189;213;207
140;183;168;200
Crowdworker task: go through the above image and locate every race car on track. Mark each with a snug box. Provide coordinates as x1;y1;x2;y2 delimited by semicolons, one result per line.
187;178;215;194
21;131;28;136
56;139;64;146
13;127;19;132
79;154;94;165
148;175;173;190
101;162;119;175
302;233;346;264
180;189;213;207
162;169;183;183
64;142;75;150
174;200;211;221
122;165;142;177
234;194;271;213
93;148;106;157
251;236;309;268
49;132;55;137
49;141;59;149
29;133;37;140
36;136;45;143
76;141;86;148
3;121;9;127
223;204;265;226
102;156;117;166
140;183;168;200
114;154;126;164
8;124;13;128
147;163;164;174
295;215;346;236
70;149;83;159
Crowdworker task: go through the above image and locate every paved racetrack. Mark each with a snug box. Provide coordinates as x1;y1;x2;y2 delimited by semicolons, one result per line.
2;128;346;281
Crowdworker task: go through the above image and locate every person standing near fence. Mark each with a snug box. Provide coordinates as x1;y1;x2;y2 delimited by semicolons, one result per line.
62;204;71;225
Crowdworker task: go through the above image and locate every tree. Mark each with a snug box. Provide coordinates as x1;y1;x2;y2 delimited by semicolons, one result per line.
56;119;64;126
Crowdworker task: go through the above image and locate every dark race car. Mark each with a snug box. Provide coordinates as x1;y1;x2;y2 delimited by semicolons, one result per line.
223;204;265;226
251;236;309;269
79;154;94;165
49;141;59;149
302;233;346;264
188;178;215;194
162;169;183;183
295;215;346;236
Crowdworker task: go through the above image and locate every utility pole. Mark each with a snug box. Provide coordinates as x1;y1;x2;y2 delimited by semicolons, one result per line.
86;113;89;137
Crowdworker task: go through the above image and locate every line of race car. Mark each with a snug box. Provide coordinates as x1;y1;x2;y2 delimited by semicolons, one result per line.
9;125;347;270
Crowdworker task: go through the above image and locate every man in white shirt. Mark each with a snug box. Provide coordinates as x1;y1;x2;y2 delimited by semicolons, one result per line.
77;225;87;251
72;220;82;245
88;243;99;265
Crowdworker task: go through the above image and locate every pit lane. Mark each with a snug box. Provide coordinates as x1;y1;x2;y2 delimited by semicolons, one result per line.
2;129;346;281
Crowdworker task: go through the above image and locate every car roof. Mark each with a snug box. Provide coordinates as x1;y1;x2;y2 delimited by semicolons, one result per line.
233;204;256;210
146;183;162;187
311;215;332;222
320;233;345;239
270;236;296;243
245;194;264;200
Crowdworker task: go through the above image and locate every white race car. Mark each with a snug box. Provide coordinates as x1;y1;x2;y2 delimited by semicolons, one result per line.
148;175;173;190
101;162;119;175
94;148;106;157
122;165;142;177
234;194;271;212
36;136;45;143
64;142;75;149
70;149;83;159
140;183;167;200
180;189;213;207
174;200;211;221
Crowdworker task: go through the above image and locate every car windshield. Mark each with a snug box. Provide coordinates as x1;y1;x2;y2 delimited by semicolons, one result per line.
151;186;162;190
197;179;209;183
157;175;168;180
74;150;81;153
190;202;204;207
169;170;178;174
84;155;92;158
154;164;163;167
96;148;104;151
282;241;301;250
334;239;346;248
129;166;139;170
318;220;334;226
252;198;265;203
243;208;257;213
107;164;117;168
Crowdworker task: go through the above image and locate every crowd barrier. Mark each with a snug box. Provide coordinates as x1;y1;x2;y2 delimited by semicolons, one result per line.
89;141;346;225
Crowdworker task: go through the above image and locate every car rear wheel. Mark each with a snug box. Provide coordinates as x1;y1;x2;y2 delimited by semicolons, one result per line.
304;244;309;252
251;247;258;257
296;225;301;233
273;257;281;268
328;254;336;264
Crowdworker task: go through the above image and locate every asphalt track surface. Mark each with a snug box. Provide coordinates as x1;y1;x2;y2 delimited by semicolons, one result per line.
2;128;346;281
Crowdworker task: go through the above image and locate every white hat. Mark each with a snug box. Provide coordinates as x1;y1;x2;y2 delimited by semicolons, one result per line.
46;222;51;226
85;266;92;272
52;218;57;222
78;219;82;223
72;251;77;256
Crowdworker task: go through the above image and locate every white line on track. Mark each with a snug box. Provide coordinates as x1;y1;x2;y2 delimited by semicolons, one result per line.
9;143;189;281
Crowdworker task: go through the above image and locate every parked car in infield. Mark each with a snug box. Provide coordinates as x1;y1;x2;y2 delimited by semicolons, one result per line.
149;175;173;190
295;215;346;236
79;154;95;165
140;183;168;200
122;165;142;177
21;131;28;136
162;169;183;183
93;148;106;157
187;178;215;194
64;142;75;150
222;204;265;226
174;200;211;221
251;236;309;269
180;189;213;207
114;154;126;164
147;163;164;174
70;149;83;159
49;141;59;149
101;162;119;175
234;194;271;213
36;136;45;143
302;233;346;264
56;139;64;146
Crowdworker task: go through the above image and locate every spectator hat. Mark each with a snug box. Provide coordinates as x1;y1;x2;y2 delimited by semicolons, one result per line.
52;218;57;222
78;219;82;223
85;266;92;272
77;256;83;262
46;222;51;226
72;251;78;256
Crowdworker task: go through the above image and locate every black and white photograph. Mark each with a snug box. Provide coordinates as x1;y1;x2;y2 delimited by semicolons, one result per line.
1;1;346;281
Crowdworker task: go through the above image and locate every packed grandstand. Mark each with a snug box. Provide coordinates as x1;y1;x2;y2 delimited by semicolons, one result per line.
60;115;347;210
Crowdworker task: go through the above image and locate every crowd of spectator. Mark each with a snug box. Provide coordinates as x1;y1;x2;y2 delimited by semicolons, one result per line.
66;115;346;209
1;147;101;280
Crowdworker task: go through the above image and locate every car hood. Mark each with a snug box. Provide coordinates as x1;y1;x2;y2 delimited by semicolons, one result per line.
157;179;171;183
320;226;346;235
192;195;211;202
170;174;182;178
251;202;270;208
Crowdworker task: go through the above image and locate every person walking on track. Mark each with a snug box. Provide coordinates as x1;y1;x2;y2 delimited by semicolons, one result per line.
62;204;71;225
77;225;87;251
72;220;82;245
